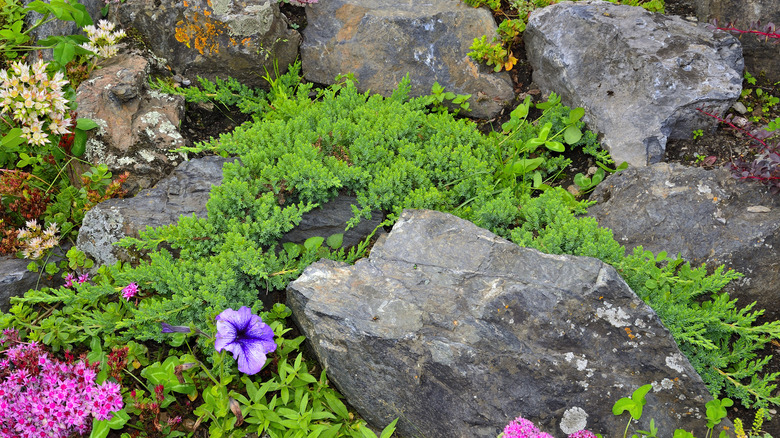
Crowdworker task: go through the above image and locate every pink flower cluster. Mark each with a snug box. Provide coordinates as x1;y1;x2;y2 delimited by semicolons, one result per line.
503;416;597;438
0;331;124;438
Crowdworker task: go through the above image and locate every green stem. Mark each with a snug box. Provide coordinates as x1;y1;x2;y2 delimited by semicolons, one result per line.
623;417;631;438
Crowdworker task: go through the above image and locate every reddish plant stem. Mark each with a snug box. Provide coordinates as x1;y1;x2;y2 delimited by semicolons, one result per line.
695;107;768;148
714;26;780;40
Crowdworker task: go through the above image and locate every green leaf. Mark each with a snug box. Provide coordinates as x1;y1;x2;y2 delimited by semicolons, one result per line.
324;391;349;420
1;128;24;148
304;236;324;251
53;41;76;66
568;107;585;123
563;125;583;145
72;128;88;157
76;118;99;130
360;426;379;438
380;418;399;438
326;233;344;250
544;140;565;153
45;262;59;275
533;171;542;188
89;409;129;438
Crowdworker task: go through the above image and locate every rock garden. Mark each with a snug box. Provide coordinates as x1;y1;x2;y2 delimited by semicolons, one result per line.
1;0;779;437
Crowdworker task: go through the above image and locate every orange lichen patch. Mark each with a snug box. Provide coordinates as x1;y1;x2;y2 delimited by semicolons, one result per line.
624;327;636;339
203;9;211;16
182;0;188;6
335;4;368;41
174;12;226;55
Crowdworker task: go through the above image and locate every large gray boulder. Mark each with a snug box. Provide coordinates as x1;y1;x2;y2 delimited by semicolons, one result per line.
77;156;234;266
695;0;780;84
287;209;723;438
300;0;514;120
524;1;743;167
588;163;780;321
76;53;187;194
112;0;300;89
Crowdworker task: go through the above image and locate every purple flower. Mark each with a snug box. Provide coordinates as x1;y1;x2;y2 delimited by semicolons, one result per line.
121;282;139;300
214;307;276;375
568;431;597;438
161;323;192;333
77;273;89;284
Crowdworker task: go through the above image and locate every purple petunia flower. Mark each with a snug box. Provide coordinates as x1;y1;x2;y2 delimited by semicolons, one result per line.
160;323;192;333
214;307;276;375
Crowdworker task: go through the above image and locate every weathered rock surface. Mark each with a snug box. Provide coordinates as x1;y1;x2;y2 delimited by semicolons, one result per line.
300;0;514;120
279;195;384;250
524;1;743;167
75;53;187;193
0;248;68;312
287;209;722;438
588;163;780;321
695;0;780;84
112;0;300;89
77;156;234;266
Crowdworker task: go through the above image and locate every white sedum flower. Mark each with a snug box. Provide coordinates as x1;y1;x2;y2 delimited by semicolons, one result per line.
82;20;126;59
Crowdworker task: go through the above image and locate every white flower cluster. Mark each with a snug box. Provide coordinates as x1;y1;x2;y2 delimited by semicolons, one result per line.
82;20;126;59
17;219;60;260
0;60;71;147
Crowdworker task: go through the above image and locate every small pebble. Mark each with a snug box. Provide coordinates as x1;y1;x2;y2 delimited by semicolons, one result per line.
732;102;748;114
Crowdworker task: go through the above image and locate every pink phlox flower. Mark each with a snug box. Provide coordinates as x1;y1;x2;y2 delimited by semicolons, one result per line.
121;282;139;300
77;273;89;284
63;273;75;288
568;430;598;438
503;416;540;438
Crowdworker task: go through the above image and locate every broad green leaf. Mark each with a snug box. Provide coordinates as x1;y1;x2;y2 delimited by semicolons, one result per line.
544;140;564;153
324;391;349;420
563;125;583;145
304;236;324;251
1;128;24;148
53;42;76;65
568;107;585;123
76;118;99;130
72;128;88;157
380;418;399;438
326;233;343;250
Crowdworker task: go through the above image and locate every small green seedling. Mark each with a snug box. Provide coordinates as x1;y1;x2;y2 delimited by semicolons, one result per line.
613;383;652;438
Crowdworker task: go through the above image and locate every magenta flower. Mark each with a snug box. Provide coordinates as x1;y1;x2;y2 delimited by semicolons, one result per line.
77;273;89;284
568;431;597;438
121;282;139;300
64;273;75;288
215;307;276;375
503;416;540;438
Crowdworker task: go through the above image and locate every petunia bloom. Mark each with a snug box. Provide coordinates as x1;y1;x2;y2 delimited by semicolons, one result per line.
214;307;276;375
160;323;191;333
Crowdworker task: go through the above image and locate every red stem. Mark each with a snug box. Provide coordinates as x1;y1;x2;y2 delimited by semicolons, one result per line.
695;108;768;149
714;26;780;40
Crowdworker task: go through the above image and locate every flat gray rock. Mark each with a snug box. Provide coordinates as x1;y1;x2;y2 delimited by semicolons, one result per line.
588;163;780;321
300;0;514;119
287;209;722;438
77;156;234;265
524;1;743;166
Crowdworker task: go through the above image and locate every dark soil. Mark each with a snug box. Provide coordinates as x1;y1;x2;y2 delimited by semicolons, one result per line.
180;2;780;435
